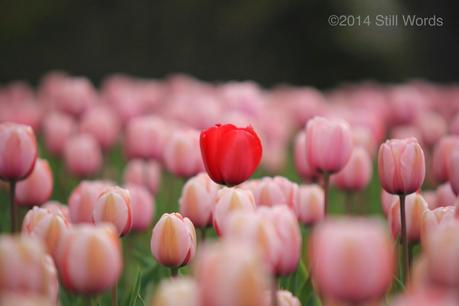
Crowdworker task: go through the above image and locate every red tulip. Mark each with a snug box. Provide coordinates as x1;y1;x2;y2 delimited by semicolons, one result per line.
200;124;262;186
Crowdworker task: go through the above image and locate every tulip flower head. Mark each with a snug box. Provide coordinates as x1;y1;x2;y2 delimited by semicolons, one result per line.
125;184;155;232
151;277;199;306
151;213;197;267
15;159;53;206
200;123;262;186
0;122;38;181
123;159;161;195
295;184;325;225
92;186;133;236
68;180;111;224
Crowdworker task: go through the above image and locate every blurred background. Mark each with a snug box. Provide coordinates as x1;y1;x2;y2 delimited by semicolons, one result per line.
0;0;457;88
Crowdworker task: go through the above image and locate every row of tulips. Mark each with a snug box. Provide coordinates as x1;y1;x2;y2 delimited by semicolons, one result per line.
1;73;459;306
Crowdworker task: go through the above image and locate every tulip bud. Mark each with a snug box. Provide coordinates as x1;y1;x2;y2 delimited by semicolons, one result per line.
420;206;455;248
42;111;77;156
151;213;196;267
378;138;425;195
295;184;325;225
92;186;133;236
151;277;199;306
0;235;58;301
389;193;428;242
124;116;168;160
64;134;103;177
43;201;70;221
50;76;96;117
56;224;122;294
380;190;398;216
22;206;71;258
80;105;120;151
309;218;395;304
126;184;154;232
265;290;301;306
0;123;38;181
424;222;459;288
448;150;459;196
179;173;219;228
212;187;256;235
200;124;262;186
68;180;111;223
194;241;270;306
305;116;353;174
431;136;459;184
331;147;373;192
293;131;319;182
435;183;457;207
15;159;53;206
352;126;376;157
123;159;161;195
163;129;203;178
251;177;293;207
415;111;447;148
257;206;301;276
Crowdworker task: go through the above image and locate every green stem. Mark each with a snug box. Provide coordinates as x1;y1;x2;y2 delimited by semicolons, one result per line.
10;180;17;233
111;283;118;306
200;227;207;242
171;267;178;277
344;192;353;215
399;194;409;283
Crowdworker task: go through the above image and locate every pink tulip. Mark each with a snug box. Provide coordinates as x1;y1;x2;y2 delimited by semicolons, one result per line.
448;150;459;196
380;190;398;216
151;213;197;267
179;173;219;228
1;101;43;133
92;186;133;236
435;183;456;207
194;241;270;306
124;116;168;160
251;176;297;207
15;159;53;206
421;191;437;210
331;147;373;192
49;76;97;117
295;184;325;225
378;137;425;195
68;180;111;223
415;111;447;148
56;224;122;294
389;193;428;242
151;277;199;306
0;123;37;181
22;206;71;258
222;211;281;274
212;187;256;235
125;184;155;232
424;222;459;288
123;159;161;195
64;134;103;177
257;206;301;276
80;105;120;151
449;112;459;135
42;112;77;156
352;126;376;157
295;131;319;181
309;218;395;304
431;136;459;184
390;290;459;306
265;290;301;306
420;206;455;248
42;201;70;221
0;293;56;306
305;116;353;174
0;235;58;301
163;129;203;178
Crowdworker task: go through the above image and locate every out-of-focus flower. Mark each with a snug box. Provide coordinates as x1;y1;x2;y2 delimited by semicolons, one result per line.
64;134;102;177
420;206;455;248
56;224;122;294
415;111;447;148
42;112;77;156
0;123;37;181
42;201;70;221
123;159;161;195
331;147;373;192
431;136;459;184
80;105;120;151
305;116;353;174
265;290;301;306
309;218;395;304
150;277;199;306
448;150;459;196
68;180;111;223
163;129;203;178
194;240;270;306
434;183;456;207
380;190;398;216
124;116;168;160
15;159;53;206
293;131;320;182
200;124;262;186
389;193;428;242
125;184;154;232
179;173;219;228
151;213;196;267
0;235;58;302
295;184;325;225
92;186;133;236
